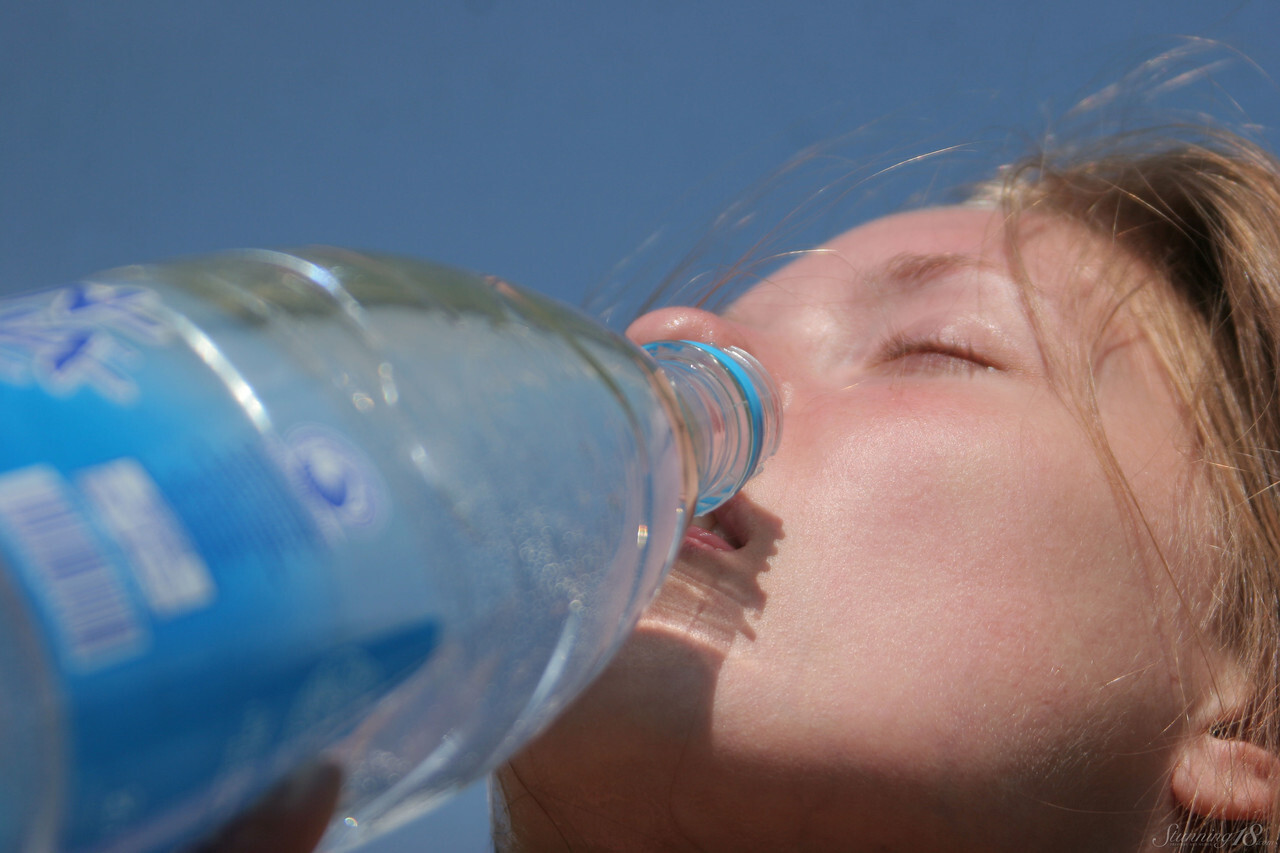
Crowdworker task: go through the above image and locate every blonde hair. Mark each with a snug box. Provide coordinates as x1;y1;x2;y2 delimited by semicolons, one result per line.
996;128;1280;851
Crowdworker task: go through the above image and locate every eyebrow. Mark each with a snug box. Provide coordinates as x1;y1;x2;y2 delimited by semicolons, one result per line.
877;252;1002;292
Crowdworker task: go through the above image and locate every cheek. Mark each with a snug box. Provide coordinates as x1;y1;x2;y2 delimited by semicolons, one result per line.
756;387;1096;600
720;387;1182;766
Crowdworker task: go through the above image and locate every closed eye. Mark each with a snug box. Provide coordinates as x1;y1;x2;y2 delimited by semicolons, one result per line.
879;331;1001;376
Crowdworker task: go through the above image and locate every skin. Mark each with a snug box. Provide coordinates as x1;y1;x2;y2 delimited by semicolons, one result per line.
194;762;342;853
496;207;1227;852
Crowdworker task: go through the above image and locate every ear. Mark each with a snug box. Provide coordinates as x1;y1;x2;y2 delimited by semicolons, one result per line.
1172;726;1280;821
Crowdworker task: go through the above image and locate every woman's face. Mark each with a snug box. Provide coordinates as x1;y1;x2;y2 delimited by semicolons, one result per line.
503;207;1217;852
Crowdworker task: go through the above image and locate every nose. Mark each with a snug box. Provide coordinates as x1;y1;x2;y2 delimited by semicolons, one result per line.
626;306;789;408
625;306;751;352
628;304;788;384
627;306;785;505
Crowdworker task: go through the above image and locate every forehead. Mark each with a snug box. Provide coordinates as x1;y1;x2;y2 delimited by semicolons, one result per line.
749;207;1005;302
733;205;1154;338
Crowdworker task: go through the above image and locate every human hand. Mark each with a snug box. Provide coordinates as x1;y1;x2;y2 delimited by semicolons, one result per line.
193;762;343;853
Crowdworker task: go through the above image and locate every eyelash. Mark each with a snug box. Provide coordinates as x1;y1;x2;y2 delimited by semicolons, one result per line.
879;332;1000;376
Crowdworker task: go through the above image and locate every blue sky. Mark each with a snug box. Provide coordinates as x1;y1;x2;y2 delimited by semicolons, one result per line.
4;2;1280;850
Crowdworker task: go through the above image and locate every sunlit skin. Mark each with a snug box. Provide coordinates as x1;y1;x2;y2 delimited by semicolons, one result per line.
496;207;1228;852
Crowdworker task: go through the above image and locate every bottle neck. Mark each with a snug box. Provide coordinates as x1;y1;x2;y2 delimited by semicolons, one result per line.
642;340;782;515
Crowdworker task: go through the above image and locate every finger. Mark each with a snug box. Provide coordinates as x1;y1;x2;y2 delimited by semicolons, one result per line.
196;761;343;853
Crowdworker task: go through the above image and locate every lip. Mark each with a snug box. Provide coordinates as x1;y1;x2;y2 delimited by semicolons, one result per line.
649;496;771;653
681;498;749;553
682;524;735;553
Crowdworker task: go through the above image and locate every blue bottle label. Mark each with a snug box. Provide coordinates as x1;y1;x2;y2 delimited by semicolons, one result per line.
0;283;438;851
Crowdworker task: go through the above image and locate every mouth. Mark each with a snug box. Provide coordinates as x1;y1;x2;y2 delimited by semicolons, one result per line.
646;496;769;653
682;505;745;553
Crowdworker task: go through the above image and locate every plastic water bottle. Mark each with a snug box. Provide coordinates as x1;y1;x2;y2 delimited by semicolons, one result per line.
0;247;781;853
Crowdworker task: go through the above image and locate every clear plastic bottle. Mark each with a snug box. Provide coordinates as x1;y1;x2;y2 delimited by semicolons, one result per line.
0;247;781;853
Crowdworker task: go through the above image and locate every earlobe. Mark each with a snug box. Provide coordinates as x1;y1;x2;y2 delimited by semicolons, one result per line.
1172;730;1280;821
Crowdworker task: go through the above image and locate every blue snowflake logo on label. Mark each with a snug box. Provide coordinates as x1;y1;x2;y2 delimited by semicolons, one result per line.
286;424;387;535
0;283;172;402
